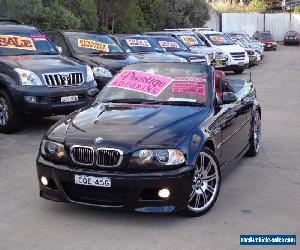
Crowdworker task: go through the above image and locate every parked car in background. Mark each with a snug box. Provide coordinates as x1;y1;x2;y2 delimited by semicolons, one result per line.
283;31;300;45
147;35;208;64
36;62;261;216
0;20;98;133
197;30;249;74
226;32;264;60
46;31;139;89
253;31;277;50
114;34;187;63
147;31;227;69
229;36;260;66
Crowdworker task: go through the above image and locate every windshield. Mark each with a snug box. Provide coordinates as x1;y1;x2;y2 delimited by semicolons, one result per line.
177;34;205;47
0;31;58;56
65;33;124;54
97;63;211;107
205;33;234;46
119;37;164;53
258;33;274;40
153;37;188;52
286;31;298;36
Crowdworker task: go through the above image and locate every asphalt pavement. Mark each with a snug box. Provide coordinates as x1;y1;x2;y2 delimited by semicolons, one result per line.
0;45;299;250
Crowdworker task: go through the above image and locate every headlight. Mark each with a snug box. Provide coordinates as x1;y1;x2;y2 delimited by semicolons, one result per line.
40;140;66;161
92;67;113;78
131;149;185;166
214;52;226;60
86;65;95;81
208;53;214;61
14;68;43;86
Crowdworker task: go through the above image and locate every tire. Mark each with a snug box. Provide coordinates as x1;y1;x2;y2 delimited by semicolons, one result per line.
0;90;22;133
233;68;244;74
182;148;221;217
246;109;261;157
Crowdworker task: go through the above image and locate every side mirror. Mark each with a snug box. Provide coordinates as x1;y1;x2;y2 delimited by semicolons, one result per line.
56;46;62;54
222;92;238;104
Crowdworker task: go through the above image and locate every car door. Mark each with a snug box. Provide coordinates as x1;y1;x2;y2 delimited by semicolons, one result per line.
218;83;248;165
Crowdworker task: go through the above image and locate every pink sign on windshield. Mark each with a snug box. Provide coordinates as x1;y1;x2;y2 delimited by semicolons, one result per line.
108;70;173;96
171;77;206;96
172;83;206;95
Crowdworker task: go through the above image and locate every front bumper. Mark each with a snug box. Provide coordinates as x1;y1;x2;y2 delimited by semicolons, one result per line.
264;43;277;50
11;81;98;116
36;156;194;213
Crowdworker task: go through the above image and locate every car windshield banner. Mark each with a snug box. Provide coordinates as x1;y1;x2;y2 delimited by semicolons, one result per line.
108;70;173;96
181;36;199;46
125;39;151;47
0;35;36;50
78;38;109;52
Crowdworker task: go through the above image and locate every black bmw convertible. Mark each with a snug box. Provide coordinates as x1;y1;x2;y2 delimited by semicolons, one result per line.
36;62;261;216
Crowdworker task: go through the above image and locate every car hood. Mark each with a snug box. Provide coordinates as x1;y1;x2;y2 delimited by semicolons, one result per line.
217;44;245;53
189;46;220;55
49;103;210;149
0;55;85;73
75;53;138;72
260;38;275;43
129;52;183;62
173;51;206;60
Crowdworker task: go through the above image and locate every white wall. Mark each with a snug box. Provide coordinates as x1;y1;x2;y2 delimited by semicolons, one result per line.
222;12;264;36
219;12;300;41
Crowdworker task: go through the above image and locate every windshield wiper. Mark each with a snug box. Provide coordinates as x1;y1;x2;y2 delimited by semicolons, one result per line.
103;98;157;104
150;100;206;107
37;52;58;55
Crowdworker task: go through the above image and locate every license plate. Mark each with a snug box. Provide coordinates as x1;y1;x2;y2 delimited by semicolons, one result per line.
289;37;294;39
61;95;78;103
266;44;272;47
238;62;244;66
215;60;223;66
74;175;111;188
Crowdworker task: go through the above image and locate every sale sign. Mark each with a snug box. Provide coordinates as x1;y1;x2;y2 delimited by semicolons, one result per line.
158;41;180;48
0;35;36;50
78;38;109;52
171;77;206;96
125;39;151;47
108;70;173;96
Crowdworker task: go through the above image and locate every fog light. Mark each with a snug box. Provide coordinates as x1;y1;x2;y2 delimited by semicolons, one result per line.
24;96;37;103
40;176;48;186
158;188;170;199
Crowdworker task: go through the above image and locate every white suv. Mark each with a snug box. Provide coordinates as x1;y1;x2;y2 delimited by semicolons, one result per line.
197;31;249;74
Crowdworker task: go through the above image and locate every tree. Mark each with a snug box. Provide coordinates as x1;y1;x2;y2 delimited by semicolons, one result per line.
58;0;99;30
4;0;80;30
151;0;210;30
96;0;148;33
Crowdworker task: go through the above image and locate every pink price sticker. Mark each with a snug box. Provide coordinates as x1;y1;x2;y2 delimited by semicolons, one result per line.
108;70;173;96
172;82;206;96
30;34;47;41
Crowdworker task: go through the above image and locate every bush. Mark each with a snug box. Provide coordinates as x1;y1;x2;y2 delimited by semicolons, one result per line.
294;6;300;13
213;0;267;13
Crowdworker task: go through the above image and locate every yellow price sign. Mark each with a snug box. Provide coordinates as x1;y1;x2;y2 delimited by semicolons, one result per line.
78;38;109;52
0;35;36;50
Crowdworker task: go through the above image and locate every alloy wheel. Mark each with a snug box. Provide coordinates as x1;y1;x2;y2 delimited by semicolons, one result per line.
188;151;220;212
253;112;261;153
